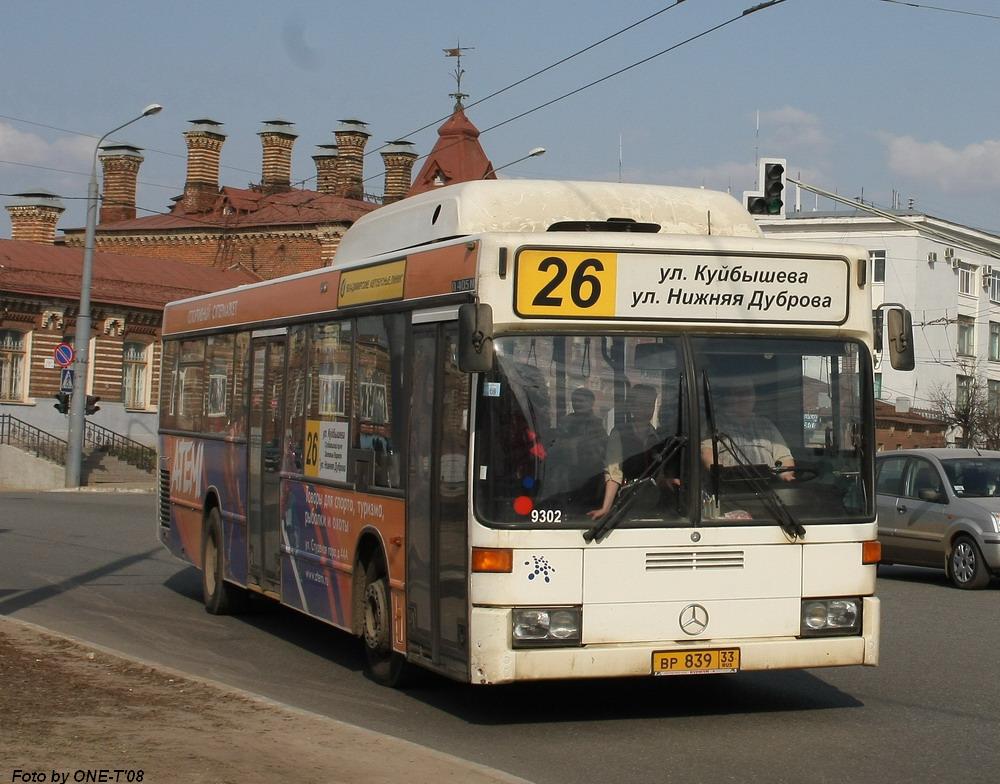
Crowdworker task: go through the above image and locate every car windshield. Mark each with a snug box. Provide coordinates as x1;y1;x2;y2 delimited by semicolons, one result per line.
474;334;873;530
940;458;1000;498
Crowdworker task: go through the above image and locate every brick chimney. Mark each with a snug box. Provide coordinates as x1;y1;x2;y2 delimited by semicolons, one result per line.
380;141;418;205
312;144;339;194
334;120;370;199
259;119;297;193
182;119;226;213
98;144;143;223
6;191;65;244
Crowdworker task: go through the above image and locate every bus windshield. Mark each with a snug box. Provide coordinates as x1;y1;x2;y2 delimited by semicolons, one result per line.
474;334;872;530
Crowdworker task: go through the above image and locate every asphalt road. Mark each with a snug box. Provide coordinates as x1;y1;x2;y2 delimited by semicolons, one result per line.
2;491;998;784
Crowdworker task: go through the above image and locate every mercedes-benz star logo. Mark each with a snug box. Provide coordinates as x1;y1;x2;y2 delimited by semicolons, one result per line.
679;603;709;636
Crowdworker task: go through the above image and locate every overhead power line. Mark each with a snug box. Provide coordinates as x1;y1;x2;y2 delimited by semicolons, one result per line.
368;1;691;159
877;0;1000;21
0;113;258;176
7;2;692;191
0;159;179;191
359;0;787;187
789;176;1000;262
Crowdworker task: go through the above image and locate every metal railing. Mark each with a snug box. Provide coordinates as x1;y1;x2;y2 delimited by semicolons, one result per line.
0;414;68;465
84;421;157;472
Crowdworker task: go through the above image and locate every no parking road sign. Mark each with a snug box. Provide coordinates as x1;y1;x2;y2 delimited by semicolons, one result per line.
54;342;75;368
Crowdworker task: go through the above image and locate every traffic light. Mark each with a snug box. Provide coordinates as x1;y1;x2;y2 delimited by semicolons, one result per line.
745;157;787;218
85;395;101;415
53;392;70;415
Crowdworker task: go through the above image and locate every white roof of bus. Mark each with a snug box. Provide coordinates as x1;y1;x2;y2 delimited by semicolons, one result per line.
333;179;761;266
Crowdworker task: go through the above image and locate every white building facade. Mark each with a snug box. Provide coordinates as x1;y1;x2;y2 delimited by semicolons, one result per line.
759;210;1000;446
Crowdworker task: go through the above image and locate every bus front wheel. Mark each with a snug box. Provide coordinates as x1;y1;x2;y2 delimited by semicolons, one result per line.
202;507;247;615
362;561;409;687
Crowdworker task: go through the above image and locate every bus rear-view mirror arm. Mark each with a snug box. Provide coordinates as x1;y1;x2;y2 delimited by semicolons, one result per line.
458;303;494;373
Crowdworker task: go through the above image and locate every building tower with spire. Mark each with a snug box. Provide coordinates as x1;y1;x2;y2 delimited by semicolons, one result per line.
407;44;496;197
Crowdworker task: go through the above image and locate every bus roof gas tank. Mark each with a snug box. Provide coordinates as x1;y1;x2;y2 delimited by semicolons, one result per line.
333;180;762;266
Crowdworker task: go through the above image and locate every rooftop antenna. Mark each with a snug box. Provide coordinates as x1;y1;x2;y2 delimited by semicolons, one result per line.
618;133;623;183
444;41;475;109
753;109;760;189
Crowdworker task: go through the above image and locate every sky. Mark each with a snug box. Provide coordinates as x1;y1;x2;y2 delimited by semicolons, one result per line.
2;0;1000;237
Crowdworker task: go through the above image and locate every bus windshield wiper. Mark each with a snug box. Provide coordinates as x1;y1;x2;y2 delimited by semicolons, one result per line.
701;370;804;540
584;373;686;544
713;432;805;540
583;435;687;544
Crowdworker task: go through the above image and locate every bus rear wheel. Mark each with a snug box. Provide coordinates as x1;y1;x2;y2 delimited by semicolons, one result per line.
202;507;247;614
362;561;409;687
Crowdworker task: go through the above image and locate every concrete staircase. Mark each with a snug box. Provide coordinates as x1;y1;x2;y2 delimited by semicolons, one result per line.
81;446;155;487
0;415;155;490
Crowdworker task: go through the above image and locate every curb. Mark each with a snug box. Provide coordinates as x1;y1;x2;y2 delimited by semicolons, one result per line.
1;615;534;784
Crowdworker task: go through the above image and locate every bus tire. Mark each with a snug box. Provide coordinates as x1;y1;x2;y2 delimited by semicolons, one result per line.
361;559;409;687
202;507;247;615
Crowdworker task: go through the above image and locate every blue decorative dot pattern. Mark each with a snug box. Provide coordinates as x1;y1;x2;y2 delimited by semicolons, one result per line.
525;555;556;583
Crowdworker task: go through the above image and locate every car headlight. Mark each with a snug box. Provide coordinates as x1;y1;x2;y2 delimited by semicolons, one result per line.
512;608;582;647
990;512;1000;533
800;598;861;636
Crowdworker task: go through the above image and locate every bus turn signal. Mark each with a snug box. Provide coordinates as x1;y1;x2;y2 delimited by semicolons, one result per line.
862;541;882;564
472;547;513;573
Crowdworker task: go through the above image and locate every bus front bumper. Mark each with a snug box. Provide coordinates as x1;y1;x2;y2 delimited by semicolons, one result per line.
468;596;879;685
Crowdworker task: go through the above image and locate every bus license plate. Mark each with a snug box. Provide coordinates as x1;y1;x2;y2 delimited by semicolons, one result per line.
652;648;740;676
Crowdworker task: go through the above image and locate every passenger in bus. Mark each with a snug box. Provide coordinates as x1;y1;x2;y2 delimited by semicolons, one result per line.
587;384;670;520
701;379;795;479
547;387;608;511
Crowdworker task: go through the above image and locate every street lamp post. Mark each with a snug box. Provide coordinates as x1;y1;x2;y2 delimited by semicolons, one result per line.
65;104;163;488
490;146;545;176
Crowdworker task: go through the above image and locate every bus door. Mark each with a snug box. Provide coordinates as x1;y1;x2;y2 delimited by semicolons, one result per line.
406;319;470;679
247;331;287;593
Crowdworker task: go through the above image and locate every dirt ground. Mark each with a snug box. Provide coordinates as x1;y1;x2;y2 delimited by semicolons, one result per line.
0;618;524;784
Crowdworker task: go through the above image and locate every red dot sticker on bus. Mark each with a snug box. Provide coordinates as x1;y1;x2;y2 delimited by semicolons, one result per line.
513;496;534;516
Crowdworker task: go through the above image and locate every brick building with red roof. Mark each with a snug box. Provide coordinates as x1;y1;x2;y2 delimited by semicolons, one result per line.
56;119;405;279
1;103;497;453
0;230;253;445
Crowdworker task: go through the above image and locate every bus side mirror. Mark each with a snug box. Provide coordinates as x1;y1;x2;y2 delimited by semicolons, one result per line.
886;308;915;371
458;303;493;373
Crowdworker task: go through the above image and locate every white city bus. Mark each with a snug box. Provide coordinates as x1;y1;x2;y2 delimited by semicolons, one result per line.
158;179;914;686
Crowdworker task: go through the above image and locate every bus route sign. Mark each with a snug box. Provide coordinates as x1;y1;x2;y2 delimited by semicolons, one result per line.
54;342;75;368
514;249;849;324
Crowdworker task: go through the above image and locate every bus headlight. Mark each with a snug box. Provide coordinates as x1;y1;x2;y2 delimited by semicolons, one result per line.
512;608;582;647
800;598;861;636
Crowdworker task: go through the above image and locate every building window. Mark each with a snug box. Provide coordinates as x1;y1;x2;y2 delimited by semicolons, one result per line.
991;323;1000;362
203;333;236;433
958;263;976;296
957;375;972;410
0;330;27;401
990;270;1000;304
989;380;1000;415
122;341;151;409
957;316;976;356
310;321;352;421
318;374;347;416
869;250;886;283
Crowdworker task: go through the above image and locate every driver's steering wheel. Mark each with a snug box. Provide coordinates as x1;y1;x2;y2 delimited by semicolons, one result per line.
772;465;819;482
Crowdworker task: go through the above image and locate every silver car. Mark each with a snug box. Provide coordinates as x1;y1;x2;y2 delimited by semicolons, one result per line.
876;448;1000;589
